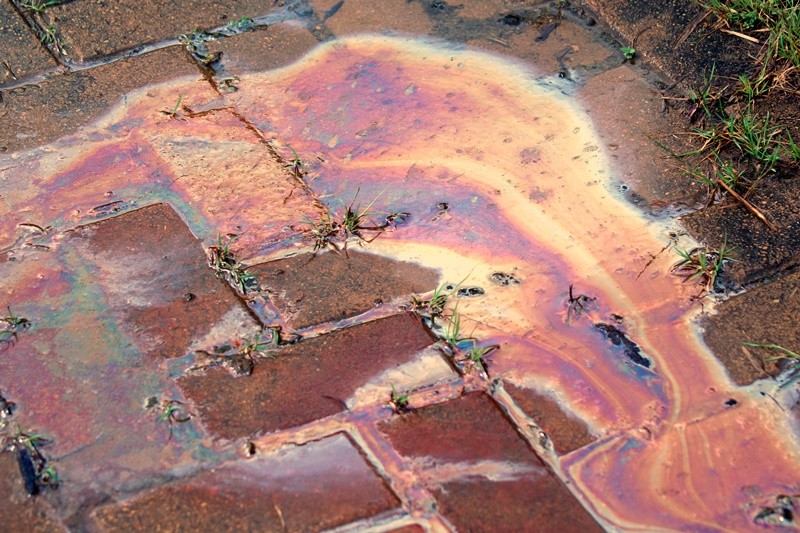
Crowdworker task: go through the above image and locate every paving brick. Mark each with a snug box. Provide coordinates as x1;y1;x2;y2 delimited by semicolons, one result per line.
250;250;440;329
0;46;207;153
69;203;258;359
504;382;596;455
701;269;800;386
0;451;65;533
44;0;285;63
311;0;433;35
207;22;319;75
179;313;435;439
378;392;601;532
0;2;57;86
471;18;614;77
93;433;400;532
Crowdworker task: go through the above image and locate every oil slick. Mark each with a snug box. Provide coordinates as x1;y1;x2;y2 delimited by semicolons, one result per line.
0;35;798;530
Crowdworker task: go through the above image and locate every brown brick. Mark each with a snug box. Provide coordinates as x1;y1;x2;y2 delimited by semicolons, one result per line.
251;250;440;329
207;22;319;75
179;313;435;439
379;392;601;532
93;433;400;532
701;269;800;386
44;0;286;62
69;203;259;359
504;382;596;455
0;2;56;86
0;46;207;153
311;0;433;35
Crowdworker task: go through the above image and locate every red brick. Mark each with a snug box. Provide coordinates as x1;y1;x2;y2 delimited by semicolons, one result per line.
45;0;285;62
379;392;601;532
0;46;207;153
0;2;56;86
179;313;435;439
251;250;440;329
504;382;596;454
207;22;319;74
93;433;400;532
69;203;258;359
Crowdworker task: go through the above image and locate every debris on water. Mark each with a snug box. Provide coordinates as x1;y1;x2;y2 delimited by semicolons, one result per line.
501;14;522;26
566;284;596;321
0;390;15;419
594;323;652;369
535;22;559;42
16;447;39;496
754;494;797;526
457;286;485;298
490;272;521;286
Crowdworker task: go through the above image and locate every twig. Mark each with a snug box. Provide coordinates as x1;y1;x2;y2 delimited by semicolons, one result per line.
715;178;777;231
719;28;760;43
675;10;710;50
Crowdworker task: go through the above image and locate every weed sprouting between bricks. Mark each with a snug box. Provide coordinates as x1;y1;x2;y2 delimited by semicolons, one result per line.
304;191;409;253
671;239;736;294
144;398;193;442
190;328;280;376
742;341;800;387
208;234;257;294
1;427;59;494
1;307;31;352
389;384;411;414
440;305;498;377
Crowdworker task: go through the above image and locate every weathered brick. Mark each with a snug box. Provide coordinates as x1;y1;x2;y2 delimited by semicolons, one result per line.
44;0;286;62
0;46;208;153
179;313;436;439
379;392;602;532
0;2;56;86
207;22;319;75
93;433;400;532
251;250;440;329
700;269;800;386
69;203;258;359
311;0;433;35
504;382;596;455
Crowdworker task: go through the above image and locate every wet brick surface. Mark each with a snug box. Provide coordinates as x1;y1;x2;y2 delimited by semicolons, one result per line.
0;2;57;86
0;451;65;532
45;0;284;62
504;382;596;455
207;22;320;74
702;269;800;386
378;392;602;531
577;65;705;213
179;313;435;439
251;250;440;329
0;46;209;153
93;433;400;532
69;203;258;359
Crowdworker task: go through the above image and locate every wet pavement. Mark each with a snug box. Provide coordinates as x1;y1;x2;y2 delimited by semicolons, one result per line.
1;1;799;532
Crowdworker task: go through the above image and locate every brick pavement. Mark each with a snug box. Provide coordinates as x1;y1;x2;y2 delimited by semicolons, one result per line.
1;0;798;531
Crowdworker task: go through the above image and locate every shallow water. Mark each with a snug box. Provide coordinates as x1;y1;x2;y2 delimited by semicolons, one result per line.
1;35;798;530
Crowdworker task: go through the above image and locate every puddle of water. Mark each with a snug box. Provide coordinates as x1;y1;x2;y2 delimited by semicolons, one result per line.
1;34;798;530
